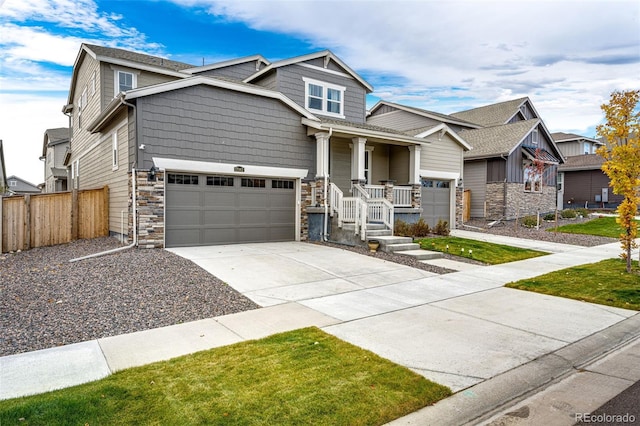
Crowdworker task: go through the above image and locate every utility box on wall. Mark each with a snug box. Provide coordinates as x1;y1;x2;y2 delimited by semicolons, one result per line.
601;188;609;203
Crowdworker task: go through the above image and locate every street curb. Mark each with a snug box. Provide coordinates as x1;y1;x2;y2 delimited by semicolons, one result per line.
388;312;640;426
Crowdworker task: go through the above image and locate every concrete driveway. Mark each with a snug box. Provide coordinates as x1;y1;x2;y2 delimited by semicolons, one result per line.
168;241;636;392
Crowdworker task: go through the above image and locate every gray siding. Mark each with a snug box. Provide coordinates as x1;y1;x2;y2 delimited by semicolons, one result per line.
101;63;180;108
506;124;557;185
370;142;389;184
330;138;351;193
136;84;315;179
420;133;464;174
367;109;441;132
252;72;277;90
464;160;487;218
563;170;623;206
487;158;506;182
509;102;537;123
389;145;409;184
557;141;598;157
273;63;367;123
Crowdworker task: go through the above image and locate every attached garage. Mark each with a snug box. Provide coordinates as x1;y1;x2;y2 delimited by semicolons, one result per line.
420;179;452;228
165;173;297;247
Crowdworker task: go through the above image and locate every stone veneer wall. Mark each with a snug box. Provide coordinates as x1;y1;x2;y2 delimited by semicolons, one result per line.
300;180;314;241
455;186;464;228
486;182;557;219
129;170;165;248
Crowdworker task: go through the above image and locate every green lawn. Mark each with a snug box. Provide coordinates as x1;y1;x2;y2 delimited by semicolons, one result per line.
549;216;639;238
506;259;640;310
0;327;451;426
416;237;548;265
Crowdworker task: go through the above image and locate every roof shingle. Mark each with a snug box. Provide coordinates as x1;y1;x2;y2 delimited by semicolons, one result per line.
461;119;539;159
451;97;528;127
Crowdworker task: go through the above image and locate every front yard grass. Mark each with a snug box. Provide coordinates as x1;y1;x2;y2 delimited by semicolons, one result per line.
506;259;640;310
0;327;451;426
416;237;548;265
549;216;639;238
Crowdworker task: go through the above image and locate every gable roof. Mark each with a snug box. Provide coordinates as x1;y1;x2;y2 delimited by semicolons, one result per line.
367;101;481;129
42;127;70;156
6;175;41;194
182;54;270;75
461;119;541;159
551;132;602;145
411;123;472;151
66;44;194;107
558;154;605;171
451;97;530;127
244;50;374;92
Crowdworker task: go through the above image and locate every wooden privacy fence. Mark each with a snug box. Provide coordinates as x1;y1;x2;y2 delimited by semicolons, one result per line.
463;189;471;222
0;186;109;253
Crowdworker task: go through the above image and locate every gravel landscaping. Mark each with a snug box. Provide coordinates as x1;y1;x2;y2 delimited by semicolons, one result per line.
0;217;617;357
0;238;259;357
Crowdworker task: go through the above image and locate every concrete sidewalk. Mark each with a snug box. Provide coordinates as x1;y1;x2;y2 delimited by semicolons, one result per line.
1;237;639;426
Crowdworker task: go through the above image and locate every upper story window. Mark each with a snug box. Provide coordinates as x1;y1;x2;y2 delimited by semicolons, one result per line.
302;77;345;118
9;180;17;187
583;142;592;154
531;128;539;145
114;70;137;96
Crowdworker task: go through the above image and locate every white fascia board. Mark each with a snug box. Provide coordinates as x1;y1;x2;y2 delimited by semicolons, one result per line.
152;157;308;179
96;56;189;79
301;118;428;145
125;76;321;122
415;123;472;150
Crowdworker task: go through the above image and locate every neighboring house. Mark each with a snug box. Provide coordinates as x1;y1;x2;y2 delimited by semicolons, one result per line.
369;97;565;220
0;140;6;194
41;128;70;193
5;175;41;195
451;98;564;219
552;132;620;209
63;44;467;248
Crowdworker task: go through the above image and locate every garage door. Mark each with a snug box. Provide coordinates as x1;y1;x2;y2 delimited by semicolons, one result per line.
166;173;296;247
421;179;451;228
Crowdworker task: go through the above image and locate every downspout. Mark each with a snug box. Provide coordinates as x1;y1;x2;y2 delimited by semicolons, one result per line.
70;167;138;262
323;127;333;241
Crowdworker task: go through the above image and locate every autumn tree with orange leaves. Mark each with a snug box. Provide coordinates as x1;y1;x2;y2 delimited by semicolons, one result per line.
596;90;640;273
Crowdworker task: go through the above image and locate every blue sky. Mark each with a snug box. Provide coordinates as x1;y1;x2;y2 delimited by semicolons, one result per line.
1;0;639;185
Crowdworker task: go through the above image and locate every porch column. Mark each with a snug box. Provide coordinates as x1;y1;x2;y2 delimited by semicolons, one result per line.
408;145;421;185
314;132;330;206
351;137;366;184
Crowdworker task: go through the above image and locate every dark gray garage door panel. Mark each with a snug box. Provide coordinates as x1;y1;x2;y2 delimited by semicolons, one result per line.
421;180;451;228
166;175;296;247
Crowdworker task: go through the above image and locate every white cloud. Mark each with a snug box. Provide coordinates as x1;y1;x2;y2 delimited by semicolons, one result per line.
0;93;68;185
175;0;640;133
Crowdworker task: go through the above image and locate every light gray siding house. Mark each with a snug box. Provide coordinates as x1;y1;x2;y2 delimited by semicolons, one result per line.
6;175;41;195
42;128;70;193
65;45;457;248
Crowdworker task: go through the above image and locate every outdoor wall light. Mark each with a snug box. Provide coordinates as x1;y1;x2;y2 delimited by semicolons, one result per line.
148;166;158;181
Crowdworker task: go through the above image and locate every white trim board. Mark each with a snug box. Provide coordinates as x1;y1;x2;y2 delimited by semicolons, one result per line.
153;157;308;179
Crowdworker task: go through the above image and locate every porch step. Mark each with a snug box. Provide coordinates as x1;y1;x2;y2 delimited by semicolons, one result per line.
397;249;443;261
385;243;421;253
366;229;393;237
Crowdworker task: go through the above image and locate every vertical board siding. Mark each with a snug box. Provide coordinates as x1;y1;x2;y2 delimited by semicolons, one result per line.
1;187;109;252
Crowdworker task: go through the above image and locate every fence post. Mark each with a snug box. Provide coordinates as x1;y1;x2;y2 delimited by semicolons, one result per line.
102;185;109;236
24;195;31;250
71;189;79;241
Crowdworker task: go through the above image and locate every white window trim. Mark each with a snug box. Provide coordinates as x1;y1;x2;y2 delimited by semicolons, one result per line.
113;68;138;97
112;132;119;170
9;180;17;187
523;161;542;193
302;77;346;119
531;128;539;145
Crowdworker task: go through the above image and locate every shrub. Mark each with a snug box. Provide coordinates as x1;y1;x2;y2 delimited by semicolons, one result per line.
394;220;412;237
575;207;589;218
543;212;556;221
521;215;538;228
434;219;450;236
561;209;578;219
411;218;431;237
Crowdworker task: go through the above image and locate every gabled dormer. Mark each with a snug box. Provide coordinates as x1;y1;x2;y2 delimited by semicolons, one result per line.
244;50;373;123
183;55;270;80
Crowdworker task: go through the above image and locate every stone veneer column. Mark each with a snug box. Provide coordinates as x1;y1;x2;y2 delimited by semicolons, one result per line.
130;170;165;248
455;186;464;227
299;180;312;241
411;184;421;208
381;180;395;203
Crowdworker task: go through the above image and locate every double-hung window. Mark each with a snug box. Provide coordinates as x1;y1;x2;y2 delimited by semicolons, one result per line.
114;69;137;96
303;77;345;118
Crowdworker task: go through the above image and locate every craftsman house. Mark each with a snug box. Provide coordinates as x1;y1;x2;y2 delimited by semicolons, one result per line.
63;44;467;248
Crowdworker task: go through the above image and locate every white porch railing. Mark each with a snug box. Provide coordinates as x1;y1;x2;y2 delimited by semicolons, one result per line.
393;186;413;207
367;199;394;232
364;184;385;199
329;183;343;223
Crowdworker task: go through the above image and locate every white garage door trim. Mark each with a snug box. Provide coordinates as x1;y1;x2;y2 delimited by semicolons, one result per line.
156;158;307;247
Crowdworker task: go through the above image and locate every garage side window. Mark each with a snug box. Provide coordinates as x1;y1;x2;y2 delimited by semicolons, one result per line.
272;180;294;189
241;178;266;188
207;176;234;186
167;174;199;184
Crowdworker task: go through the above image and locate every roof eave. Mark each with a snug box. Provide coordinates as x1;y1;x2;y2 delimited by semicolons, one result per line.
414;123;472;151
182;54;270;74
302;118;428;145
